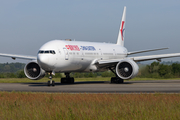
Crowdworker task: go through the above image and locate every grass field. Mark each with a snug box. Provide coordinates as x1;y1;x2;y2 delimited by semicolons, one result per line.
0;92;180;120
0;77;180;83
1;78;180;119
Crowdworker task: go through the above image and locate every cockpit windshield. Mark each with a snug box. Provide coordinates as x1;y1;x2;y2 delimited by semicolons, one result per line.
38;50;56;54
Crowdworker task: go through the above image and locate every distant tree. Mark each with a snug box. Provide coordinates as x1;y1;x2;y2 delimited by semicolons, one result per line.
158;64;172;78
16;70;26;78
147;62;160;73
101;71;115;77
172;63;180;76
54;73;62;78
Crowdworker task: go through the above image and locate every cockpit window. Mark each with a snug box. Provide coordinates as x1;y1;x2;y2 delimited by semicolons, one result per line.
38;50;56;54
39;51;44;53
50;50;56;54
45;51;49;53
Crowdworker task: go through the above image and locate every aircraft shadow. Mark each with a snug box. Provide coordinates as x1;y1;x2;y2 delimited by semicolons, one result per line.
22;80;180;87
22;81;132;87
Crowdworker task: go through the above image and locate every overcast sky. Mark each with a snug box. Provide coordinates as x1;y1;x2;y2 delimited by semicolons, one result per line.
0;0;180;63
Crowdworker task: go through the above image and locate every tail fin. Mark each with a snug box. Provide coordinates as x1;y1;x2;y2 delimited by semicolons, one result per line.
116;6;126;46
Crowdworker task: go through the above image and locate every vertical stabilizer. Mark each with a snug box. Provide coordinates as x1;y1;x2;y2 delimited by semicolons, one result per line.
116;6;126;46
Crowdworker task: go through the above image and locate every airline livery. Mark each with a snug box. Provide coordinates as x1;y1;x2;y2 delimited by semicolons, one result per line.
1;6;180;86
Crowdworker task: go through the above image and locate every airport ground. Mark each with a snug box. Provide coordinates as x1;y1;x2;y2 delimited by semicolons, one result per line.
0;77;180;93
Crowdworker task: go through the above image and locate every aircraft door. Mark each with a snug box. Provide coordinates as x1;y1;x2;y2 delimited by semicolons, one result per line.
99;49;103;60
80;48;84;60
113;49;116;58
63;48;69;60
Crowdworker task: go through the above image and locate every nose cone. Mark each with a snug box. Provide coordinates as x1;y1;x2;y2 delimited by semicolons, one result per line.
37;55;50;71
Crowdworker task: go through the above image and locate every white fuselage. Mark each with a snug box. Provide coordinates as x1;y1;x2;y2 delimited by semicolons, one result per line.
37;40;128;73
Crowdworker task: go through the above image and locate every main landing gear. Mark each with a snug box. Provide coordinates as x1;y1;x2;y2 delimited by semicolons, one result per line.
109;68;124;84
61;73;74;84
47;73;55;86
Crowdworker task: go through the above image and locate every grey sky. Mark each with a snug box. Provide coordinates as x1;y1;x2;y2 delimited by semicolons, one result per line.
0;0;180;63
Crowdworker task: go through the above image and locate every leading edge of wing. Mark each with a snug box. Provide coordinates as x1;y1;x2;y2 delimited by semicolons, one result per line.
0;53;36;60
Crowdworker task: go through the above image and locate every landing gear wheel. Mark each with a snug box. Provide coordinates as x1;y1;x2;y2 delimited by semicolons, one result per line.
47;73;55;86
61;78;66;84
70;77;74;84
48;81;50;86
111;77;124;84
117;79;124;83
52;81;55;86
109;67;124;84
111;77;116;83
61;77;74;84
61;73;75;84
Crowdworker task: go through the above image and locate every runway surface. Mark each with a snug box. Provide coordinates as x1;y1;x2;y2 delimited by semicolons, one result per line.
0;80;180;93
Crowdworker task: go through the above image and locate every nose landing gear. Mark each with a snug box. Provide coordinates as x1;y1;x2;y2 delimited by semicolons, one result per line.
47;73;55;86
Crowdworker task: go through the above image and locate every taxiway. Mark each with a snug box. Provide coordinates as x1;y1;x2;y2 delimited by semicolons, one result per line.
0;80;180;93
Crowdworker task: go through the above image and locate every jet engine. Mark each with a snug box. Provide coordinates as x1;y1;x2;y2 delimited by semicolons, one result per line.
116;59;139;80
24;61;45;80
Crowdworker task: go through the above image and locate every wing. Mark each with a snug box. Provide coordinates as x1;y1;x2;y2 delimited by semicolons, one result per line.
0;53;36;60
97;53;180;68
130;53;180;62
127;47;168;55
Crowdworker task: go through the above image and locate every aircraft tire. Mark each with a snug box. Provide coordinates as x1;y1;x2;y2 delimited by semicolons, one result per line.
70;77;74;84
48;81;50;86
61;78;66;84
117;78;124;83
52;81;55;86
111;77;124;84
111;77;116;83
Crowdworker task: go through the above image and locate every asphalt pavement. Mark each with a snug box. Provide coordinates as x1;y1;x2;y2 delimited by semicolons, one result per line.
0;80;180;93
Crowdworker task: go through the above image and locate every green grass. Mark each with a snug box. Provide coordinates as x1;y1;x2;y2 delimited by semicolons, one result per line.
0;77;180;83
0;92;180;120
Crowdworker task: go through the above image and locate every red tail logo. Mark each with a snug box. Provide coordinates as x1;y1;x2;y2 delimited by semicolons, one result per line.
120;21;125;41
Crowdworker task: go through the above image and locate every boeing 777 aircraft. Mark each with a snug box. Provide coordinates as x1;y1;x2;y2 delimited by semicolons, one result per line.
1;6;180;86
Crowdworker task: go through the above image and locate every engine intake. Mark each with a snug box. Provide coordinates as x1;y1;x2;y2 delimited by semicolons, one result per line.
116;59;139;80
24;62;45;80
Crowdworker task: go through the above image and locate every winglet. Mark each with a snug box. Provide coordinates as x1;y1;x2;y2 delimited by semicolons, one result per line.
116;6;126;46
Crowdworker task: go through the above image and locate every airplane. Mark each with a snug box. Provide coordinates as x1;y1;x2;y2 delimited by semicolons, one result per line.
1;6;180;86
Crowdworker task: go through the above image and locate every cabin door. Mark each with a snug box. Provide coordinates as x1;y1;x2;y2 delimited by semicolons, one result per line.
63;48;69;60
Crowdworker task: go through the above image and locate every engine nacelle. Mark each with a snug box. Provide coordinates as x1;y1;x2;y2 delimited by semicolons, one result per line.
116;59;139;80
24;61;45;80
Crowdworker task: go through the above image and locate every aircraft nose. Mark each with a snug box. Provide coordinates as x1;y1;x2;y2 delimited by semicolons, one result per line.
37;55;49;70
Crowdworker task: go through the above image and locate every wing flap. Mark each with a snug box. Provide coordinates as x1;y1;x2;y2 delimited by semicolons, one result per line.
0;53;36;60
97;53;180;67
129;53;180;62
128;47;168;55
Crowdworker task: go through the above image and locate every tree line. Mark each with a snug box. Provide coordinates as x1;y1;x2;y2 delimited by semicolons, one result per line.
138;61;180;78
0;62;180;78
